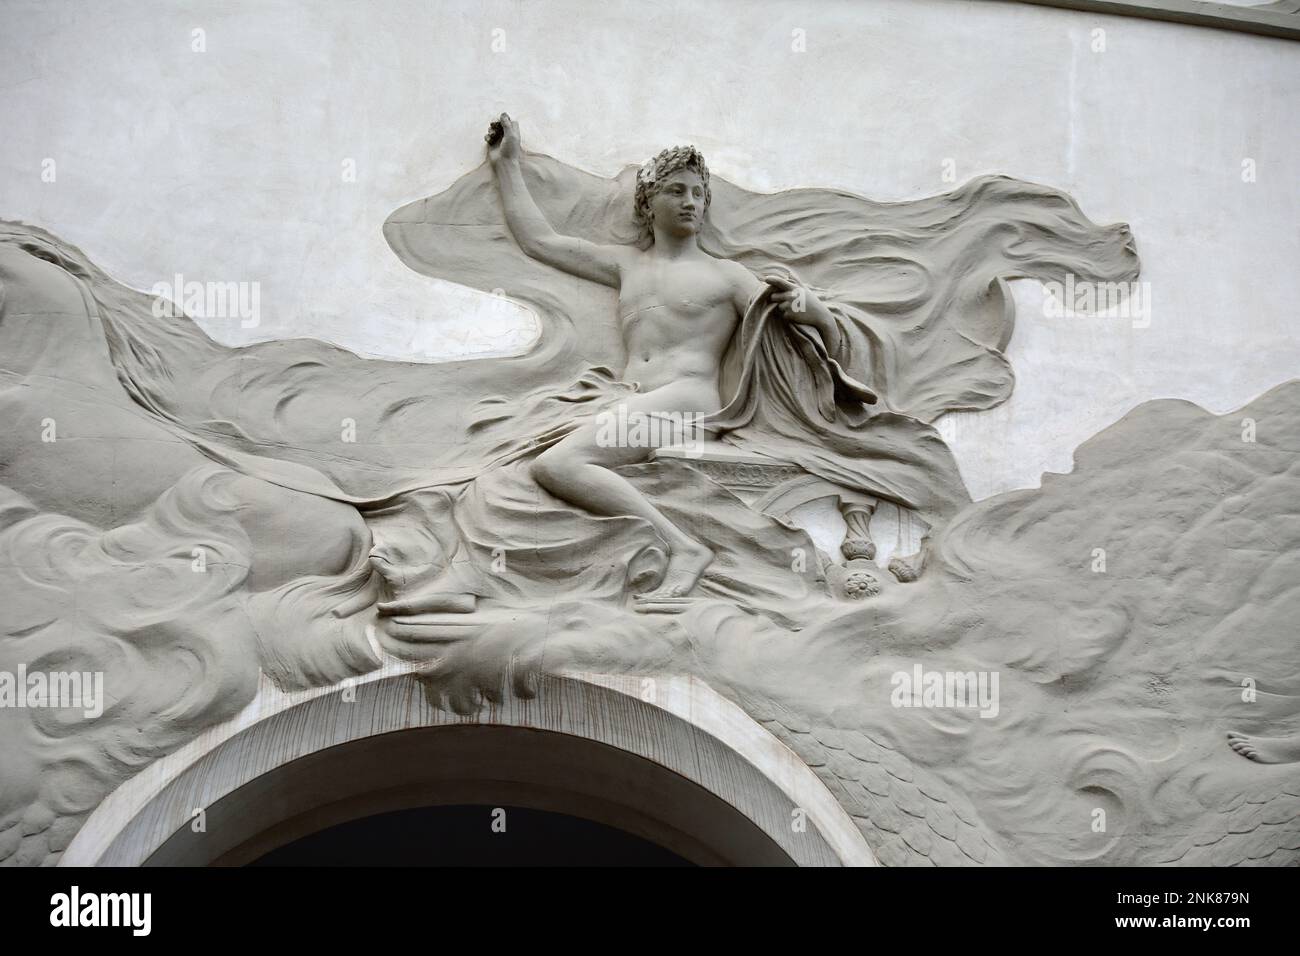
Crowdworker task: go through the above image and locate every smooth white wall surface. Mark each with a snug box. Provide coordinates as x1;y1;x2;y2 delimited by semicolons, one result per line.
2;0;1297;502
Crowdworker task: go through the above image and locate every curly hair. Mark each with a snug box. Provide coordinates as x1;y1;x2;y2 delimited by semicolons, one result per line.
634;146;711;236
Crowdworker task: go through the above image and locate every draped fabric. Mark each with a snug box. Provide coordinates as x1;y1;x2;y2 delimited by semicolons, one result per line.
0;155;1136;602
708;280;969;521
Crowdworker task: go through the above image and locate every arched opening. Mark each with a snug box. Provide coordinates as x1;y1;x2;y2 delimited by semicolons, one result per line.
63;669;876;867
150;724;794;866
251;805;694;867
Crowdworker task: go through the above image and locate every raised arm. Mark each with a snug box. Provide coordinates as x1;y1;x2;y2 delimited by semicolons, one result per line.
486;114;629;288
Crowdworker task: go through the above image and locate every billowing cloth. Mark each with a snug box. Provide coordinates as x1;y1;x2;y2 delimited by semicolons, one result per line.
385;153;1139;427
0;157;1136;604
708;280;970;521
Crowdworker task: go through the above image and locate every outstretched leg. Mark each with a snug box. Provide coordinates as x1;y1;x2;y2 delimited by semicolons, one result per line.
532;391;714;599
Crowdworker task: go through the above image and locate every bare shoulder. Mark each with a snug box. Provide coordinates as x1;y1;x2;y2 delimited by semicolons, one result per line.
713;256;763;303
700;254;751;282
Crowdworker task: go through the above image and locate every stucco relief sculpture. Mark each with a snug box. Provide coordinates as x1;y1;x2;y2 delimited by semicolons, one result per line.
1;113;1297;866
371;114;967;619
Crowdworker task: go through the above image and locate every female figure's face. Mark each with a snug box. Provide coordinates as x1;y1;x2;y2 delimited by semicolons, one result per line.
649;169;706;239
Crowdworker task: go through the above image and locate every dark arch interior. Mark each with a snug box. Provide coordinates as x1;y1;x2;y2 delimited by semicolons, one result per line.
143;724;799;866
250;804;693;866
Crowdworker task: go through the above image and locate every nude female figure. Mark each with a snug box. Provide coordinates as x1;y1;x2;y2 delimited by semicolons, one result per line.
487;114;844;600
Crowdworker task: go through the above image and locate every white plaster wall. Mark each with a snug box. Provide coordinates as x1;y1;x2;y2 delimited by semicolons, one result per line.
2;0;1297;505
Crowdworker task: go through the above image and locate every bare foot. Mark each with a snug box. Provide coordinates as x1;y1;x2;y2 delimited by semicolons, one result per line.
1227;731;1300;764
636;541;713;602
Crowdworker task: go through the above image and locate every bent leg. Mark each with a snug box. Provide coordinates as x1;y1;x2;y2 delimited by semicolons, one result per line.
531;409;712;598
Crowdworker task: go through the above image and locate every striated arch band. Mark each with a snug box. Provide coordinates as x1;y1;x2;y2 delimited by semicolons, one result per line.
61;665;877;867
